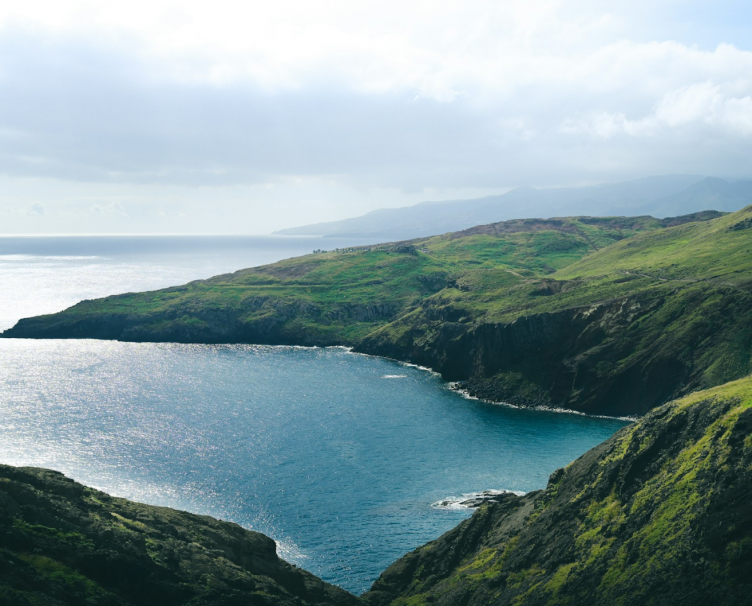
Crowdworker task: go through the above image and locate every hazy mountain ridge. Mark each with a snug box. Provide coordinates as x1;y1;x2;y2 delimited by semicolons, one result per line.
275;175;752;241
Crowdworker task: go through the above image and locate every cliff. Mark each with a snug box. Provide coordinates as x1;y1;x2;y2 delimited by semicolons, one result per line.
363;374;752;606
0;465;360;606
5;209;750;417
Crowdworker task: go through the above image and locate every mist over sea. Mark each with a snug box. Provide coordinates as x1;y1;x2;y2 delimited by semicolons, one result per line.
0;236;628;593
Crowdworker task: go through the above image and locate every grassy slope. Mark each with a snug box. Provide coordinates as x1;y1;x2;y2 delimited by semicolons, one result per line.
359;207;752;414
6;209;751;415
2;216;670;344
0;465;360;606
371;206;752;329
363;374;752;606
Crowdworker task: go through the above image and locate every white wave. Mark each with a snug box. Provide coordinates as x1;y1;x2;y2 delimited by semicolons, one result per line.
450;384;636;421
399;361;442;377
275;539;309;562
382;374;407;379
338;347;443;377
431;489;526;510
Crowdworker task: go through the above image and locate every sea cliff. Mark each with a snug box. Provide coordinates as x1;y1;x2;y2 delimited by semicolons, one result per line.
5;208;751;417
0;465;359;606
364;375;752;605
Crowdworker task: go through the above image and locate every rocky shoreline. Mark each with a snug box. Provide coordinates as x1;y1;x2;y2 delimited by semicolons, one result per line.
431;489;525;510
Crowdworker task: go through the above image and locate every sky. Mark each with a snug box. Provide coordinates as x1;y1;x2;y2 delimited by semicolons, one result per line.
1;0;751;234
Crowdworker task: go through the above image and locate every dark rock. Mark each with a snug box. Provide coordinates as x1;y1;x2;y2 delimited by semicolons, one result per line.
432;490;521;510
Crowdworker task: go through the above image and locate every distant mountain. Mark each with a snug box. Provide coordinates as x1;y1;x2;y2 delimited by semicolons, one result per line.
274;175;752;240
641;177;752;216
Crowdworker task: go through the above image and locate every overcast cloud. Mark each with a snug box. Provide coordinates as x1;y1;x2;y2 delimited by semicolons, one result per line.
1;0;751;233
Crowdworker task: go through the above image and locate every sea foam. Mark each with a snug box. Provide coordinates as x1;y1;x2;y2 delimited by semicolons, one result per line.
431;489;526;510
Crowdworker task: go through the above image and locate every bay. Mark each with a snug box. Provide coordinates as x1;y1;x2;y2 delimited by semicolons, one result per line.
0;236;629;594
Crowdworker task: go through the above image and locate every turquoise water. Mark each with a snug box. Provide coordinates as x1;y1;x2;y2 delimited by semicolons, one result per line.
0;237;629;594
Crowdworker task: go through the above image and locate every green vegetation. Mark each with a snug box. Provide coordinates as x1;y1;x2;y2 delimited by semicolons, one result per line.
0;215;684;342
3;207;750;603
0;465;359;606
6;208;751;415
363;374;752;606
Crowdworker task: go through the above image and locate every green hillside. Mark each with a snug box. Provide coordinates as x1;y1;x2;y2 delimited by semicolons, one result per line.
3;215;674;343
363;374;752;606
5;208;751;415
360;205;752;414
0;465;359;606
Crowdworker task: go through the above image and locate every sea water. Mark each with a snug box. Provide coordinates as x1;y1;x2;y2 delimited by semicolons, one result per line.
0;236;629;594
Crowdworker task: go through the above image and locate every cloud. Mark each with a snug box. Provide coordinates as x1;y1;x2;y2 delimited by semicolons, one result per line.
25;202;45;216
90;202;129;216
561;79;752;139
0;1;751;233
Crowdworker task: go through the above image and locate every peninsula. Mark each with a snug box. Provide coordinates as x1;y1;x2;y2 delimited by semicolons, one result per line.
6;207;752;417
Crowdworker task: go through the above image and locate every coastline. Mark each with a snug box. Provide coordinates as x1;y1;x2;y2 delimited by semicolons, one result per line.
448;381;639;421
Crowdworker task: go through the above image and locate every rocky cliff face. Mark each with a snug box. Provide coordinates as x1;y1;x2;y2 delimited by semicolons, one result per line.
357;281;752;416
362;376;752;606
0;465;360;606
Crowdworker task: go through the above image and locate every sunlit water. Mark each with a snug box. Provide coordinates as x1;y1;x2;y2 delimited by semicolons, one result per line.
0;236;629;594
0;235;371;331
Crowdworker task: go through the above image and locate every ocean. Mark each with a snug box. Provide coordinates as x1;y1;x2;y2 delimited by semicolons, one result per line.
0;235;629;594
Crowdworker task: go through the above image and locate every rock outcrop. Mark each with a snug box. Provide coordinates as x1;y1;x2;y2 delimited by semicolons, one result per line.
0;465;360;606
